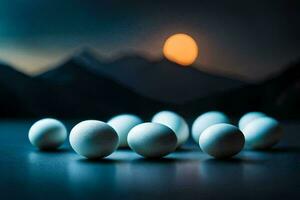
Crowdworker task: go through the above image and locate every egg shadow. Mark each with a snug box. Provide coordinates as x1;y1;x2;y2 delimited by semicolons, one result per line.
131;155;204;163
175;146;201;152
132;157;180;164
205;157;243;163
77;157;127;164
36;147;71;154
203;156;264;165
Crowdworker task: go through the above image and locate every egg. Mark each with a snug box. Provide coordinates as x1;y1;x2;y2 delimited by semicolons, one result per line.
242;117;283;150
199;123;245;159
69;120;119;159
28;118;67;150
151;110;189;148
238;112;267;131
107;114;143;148
127;122;177;158
192;111;230;143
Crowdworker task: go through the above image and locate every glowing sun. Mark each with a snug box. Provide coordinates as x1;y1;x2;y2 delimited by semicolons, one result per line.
163;33;198;66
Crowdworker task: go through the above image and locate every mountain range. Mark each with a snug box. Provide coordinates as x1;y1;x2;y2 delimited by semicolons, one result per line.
41;49;245;103
0;49;299;119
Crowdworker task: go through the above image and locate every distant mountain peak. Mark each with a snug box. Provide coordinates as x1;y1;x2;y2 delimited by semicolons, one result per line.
39;48;246;103
74;48;151;64
74;47;98;57
114;54;151;63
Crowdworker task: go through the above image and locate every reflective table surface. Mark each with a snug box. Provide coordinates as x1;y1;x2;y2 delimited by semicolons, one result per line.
1;121;300;199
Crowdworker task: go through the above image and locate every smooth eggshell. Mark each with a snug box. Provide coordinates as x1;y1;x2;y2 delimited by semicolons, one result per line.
107;114;143;148
242;117;283;150
127;122;177;158
192;111;230;143
28;118;67;150
238;112;267;131
151;110;189;148
199;123;245;159
69;120;119;159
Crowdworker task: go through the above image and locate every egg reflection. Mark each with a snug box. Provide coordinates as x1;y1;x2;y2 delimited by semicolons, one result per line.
199;158;245;185
114;158;177;192
67;158;118;198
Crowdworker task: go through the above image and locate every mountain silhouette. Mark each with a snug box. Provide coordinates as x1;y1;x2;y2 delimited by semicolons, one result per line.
259;59;300;118
36;57;168;118
0;62;44;117
63;49;246;103
181;58;300;119
0;50;299;119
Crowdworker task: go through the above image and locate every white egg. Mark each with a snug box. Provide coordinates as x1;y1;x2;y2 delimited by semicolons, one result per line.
28;118;67;150
69;120;119;159
199;123;245;159
192;111;230;143
242;117;283;150
238;112;267;131
151;110;189;148
107;114;143;148
127;122;177;158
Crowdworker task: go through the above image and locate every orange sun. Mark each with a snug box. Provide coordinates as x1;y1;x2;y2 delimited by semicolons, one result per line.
163;33;199;66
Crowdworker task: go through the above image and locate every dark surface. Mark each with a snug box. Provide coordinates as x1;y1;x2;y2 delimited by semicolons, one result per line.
1;120;300;200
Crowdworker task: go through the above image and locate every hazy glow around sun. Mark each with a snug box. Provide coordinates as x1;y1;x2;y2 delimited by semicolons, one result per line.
163;33;199;66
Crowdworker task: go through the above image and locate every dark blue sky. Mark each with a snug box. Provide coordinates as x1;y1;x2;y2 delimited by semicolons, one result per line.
0;0;299;80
